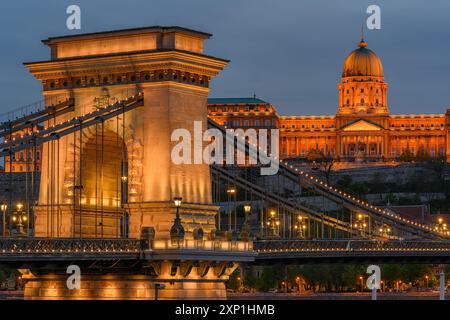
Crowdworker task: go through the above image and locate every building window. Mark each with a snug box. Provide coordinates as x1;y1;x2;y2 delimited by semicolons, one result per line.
19;166;23;172
360;98;365;105
264;120;271;127
331;124;335;128
232;120;240;127
243;120;249;127
291;124;295;129
255;120;260;127
346;99;350;106
223;120;227;126
312;124;315;129
245;105;250;112
441;147;445;155
222;106;228;112
211;106;217;112
233;106;239;112
431;148;435;156
392;148;395;156
302;124;305;129
321;124;325;128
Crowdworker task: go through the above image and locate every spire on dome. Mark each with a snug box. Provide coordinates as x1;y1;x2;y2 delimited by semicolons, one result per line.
358;25;367;48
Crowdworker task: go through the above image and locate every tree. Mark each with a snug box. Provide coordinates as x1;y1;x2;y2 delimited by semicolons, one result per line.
227;269;241;291
398;149;414;162
307;149;335;184
260;266;279;291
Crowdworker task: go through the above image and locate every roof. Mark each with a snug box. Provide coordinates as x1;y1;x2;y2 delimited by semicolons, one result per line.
207;97;268;105
342;40;383;78
42;26;212;44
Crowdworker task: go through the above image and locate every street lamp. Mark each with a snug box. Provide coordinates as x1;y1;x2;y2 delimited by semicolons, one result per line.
226;187;236;232
0;203;7;236
294;215;307;238
11;203;27;236
296;276;301;293
267;210;279;237
436;217;446;234
359;276;364;292
240;204;252;241
170;197;185;247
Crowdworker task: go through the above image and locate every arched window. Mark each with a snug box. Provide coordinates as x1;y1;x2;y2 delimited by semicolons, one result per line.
360;98;365;105
346;99;350;106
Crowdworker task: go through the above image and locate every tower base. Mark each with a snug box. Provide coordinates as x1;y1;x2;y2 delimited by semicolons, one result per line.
24;273;227;300
23;260;236;300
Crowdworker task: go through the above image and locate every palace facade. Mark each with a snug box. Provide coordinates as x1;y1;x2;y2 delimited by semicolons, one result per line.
208;36;450;164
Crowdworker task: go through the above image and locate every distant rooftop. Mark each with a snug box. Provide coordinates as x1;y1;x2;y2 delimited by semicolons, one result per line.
207;97;269;105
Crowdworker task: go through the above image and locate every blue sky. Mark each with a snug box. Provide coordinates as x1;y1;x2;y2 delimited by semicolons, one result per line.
1;0;449;115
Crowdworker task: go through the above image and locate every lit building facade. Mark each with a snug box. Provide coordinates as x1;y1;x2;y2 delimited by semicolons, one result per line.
208;36;450;163
4;127;42;172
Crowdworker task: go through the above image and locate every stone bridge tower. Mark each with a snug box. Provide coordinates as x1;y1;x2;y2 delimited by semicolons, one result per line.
25;26;228;240
22;26;253;300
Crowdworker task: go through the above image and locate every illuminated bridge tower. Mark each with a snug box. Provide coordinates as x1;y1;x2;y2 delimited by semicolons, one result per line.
26;26;227;239
23;26;253;299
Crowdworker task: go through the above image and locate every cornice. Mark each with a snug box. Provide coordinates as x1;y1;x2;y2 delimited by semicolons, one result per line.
25;50;228;80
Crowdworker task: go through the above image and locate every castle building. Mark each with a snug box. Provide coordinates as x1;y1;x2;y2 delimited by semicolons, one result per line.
208;35;450;164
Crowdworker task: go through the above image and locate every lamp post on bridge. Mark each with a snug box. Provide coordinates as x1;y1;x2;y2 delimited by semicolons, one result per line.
226;186;236;233
240;203;251;241
170;197;185;248
354;213;368;238
294;215;307;239
266;209;279;238
11;203;27;236
0;203;7;236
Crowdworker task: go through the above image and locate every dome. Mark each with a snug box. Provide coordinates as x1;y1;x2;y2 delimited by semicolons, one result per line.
342;38;383;78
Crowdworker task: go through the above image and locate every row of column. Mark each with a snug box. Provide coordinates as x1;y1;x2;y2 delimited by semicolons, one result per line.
283;136;334;157
339;135;384;157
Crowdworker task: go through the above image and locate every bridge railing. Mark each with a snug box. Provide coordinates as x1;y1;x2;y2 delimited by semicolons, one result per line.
254;239;450;252
0;238;144;254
